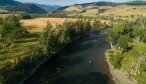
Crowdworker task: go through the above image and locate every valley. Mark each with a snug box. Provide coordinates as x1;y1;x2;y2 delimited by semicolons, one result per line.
0;0;146;84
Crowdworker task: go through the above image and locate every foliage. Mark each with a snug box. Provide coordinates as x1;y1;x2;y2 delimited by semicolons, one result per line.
0;15;29;50
39;19;93;56
108;50;122;69
92;19;103;31
107;16;146;83
117;35;129;52
2;15;28;38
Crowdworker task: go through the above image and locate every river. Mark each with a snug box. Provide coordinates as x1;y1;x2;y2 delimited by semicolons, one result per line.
24;29;114;84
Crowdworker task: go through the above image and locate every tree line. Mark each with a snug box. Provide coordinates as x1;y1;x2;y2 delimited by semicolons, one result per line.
39;18;106;56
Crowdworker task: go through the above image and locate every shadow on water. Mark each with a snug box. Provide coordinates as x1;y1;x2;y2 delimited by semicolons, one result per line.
50;56;85;69
50;72;109;84
66;42;94;54
65;33;106;55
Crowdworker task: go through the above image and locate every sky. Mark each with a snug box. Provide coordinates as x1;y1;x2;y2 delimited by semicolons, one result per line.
15;0;142;6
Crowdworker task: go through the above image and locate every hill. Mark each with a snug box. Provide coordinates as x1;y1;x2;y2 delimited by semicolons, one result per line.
101;5;146;16
0;0;47;14
54;1;146;16
54;1;118;13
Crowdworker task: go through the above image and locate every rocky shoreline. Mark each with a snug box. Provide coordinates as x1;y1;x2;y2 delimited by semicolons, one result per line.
105;50;138;84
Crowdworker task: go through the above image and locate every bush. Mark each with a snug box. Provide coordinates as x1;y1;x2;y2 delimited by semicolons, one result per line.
108;50;122;69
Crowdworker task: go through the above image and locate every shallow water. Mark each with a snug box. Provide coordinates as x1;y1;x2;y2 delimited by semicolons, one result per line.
25;30;114;84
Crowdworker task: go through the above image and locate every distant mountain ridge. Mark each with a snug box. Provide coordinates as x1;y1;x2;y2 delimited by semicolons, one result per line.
35;4;61;12
74;1;119;7
0;0;47;14
0;0;20;5
125;1;146;5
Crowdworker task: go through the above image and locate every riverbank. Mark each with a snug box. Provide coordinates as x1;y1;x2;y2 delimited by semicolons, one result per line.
105;49;137;84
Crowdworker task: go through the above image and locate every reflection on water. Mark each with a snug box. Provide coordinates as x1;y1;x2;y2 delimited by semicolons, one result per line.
25;30;114;84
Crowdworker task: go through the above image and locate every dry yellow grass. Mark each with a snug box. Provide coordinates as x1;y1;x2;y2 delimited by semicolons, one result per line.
21;18;77;33
21;18;111;33
84;9;99;14
0;14;11;18
64;6;82;12
101;20;111;26
85;5;97;9
101;5;146;16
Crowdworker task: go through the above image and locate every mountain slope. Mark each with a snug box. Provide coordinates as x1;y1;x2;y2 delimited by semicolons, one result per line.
36;4;61;12
0;0;47;14
0;0;20;5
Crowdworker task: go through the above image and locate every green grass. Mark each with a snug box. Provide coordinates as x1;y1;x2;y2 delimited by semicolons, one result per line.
0;37;38;62
121;51;138;72
108;43;146;83
0;35;41;83
0;25;3;32
135;64;146;84
108;50;122;69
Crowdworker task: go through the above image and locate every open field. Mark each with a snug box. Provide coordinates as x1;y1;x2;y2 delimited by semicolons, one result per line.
21;18;112;33
21;18;77;33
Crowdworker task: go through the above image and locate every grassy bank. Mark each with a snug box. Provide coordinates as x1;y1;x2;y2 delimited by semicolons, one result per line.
106;49;137;84
106;17;146;84
0;34;44;84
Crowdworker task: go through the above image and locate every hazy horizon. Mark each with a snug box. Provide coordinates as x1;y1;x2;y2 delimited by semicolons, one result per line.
15;0;142;6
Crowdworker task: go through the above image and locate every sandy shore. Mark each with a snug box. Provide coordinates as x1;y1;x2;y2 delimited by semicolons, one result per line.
105;50;137;84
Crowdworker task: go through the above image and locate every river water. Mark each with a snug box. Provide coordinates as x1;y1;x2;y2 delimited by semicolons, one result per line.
25;30;114;84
